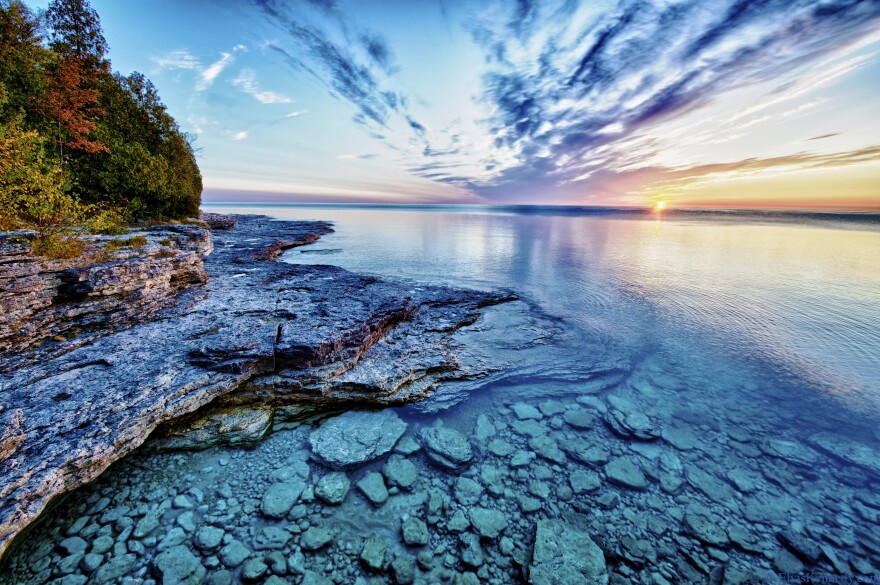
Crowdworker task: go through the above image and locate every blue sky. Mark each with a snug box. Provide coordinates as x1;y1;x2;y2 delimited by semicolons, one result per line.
27;0;880;209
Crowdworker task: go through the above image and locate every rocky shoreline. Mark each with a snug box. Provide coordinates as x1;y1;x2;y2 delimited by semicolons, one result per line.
0;214;519;561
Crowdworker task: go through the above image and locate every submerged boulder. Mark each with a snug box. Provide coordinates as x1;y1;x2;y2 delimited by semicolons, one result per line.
529;519;607;585
309;410;407;470
420;426;474;472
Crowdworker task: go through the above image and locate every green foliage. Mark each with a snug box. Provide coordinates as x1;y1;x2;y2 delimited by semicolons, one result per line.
0;0;202;248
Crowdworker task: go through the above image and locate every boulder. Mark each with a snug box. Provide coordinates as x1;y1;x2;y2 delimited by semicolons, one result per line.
529;519;607;584
309;410;407;470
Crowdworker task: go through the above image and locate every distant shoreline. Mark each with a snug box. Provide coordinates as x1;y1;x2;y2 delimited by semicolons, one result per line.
201;202;880;228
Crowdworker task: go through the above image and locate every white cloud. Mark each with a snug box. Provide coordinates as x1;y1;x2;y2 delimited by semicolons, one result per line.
152;50;200;71
197;52;235;91
232;69;292;104
286;110;307;118
232;131;248;141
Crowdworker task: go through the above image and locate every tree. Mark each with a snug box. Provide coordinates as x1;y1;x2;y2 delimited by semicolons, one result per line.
0;1;49;122
44;0;107;64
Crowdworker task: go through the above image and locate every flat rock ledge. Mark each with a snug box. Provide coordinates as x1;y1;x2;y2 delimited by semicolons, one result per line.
0;214;515;560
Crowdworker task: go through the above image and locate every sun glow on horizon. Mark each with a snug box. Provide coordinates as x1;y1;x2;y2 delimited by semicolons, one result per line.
656;201;666;211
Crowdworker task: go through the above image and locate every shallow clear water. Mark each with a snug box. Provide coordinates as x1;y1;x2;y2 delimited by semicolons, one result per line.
5;205;880;584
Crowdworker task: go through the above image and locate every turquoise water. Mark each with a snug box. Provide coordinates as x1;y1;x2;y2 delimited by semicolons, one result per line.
4;205;879;584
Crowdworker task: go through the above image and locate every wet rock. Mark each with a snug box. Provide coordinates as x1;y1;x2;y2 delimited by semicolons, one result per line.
241;557;269;581
454;477;484;506
383;455;418;490
605;457;647;490
459;533;484;567
91;553;137;584
529;518;607;585
519;495;543;513
469;507;507;539
80;552;104;573
808;433;880;478
157;527;188;551
402;517;430;546
683;506;729;547
218;540;251;568
605;407;660;441
356;472;389;506
391;555;416;584
309;410;407;469
663;426;699;451
511;450;536;467
777;529;821;564
511;403;543;420
420;427;474;472
480;464;504;496
569;469;601;494
54;553;84;576
91;535;114;555
529;435;566;464
315;471;350;505
562;409;595;430
760;439;820;468
447;509;471;533
474;415;496;442
261;480;306;518
153;545;206;585
395;436;421;455
773;549;805;573
510;419;546;438
487;438;513;456
301;572;333;585
301;527;333;551
194;526;224;553
254;526;292;551
361;535;388;570
685;466;733;502
207;571;233;585
58;536;88;555
134;509;162;538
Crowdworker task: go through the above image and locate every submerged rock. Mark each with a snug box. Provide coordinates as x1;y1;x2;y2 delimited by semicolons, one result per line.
361;535;388;570
469;507;508;539
300;527;333;551
529;519;607;585
261;481;306;518
420;427;474;472
808;432;880;478
605;407;660;441
309;410;407;470
401;517;430;546
356;472;389;506
152;545;206;585
605;457;647;490
315;472;351;505
383;455;419;490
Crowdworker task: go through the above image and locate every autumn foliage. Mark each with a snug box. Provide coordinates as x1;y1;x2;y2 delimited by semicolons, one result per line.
0;0;202;257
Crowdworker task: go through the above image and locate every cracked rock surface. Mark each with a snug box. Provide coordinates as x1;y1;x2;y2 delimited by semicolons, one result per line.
0;214;517;558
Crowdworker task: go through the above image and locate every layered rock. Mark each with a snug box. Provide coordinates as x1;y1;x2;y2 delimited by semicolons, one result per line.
0;214;516;558
0;225;211;370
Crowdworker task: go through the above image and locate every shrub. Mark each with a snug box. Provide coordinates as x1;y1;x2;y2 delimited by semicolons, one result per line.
30;233;86;259
126;235;147;248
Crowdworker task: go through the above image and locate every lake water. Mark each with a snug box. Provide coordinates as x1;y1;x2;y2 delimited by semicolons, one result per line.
4;205;880;584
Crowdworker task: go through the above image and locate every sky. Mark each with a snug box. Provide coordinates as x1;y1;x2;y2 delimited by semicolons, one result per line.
28;0;880;210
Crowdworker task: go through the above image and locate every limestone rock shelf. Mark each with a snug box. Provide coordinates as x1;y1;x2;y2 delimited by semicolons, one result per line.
0;214;516;559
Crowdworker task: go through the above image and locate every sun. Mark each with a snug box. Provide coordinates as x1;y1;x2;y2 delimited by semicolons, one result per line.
655;201;666;211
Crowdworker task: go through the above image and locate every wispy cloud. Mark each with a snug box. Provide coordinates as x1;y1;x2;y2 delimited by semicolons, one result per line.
197;52;235;91
232;69;292;103
152;49;200;71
